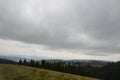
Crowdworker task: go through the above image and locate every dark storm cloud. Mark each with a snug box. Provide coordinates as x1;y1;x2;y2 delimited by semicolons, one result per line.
0;0;120;55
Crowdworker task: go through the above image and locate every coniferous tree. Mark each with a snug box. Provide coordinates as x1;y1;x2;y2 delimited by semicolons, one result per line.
35;61;39;67
18;59;22;65
41;60;46;68
23;59;27;65
30;59;35;66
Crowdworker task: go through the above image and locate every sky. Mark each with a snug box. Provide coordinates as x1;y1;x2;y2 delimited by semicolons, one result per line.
0;0;120;61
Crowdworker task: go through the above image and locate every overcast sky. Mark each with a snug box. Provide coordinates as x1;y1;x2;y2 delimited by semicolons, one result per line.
0;0;120;61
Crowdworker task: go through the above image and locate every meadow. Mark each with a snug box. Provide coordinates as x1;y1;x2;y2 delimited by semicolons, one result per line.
0;64;98;80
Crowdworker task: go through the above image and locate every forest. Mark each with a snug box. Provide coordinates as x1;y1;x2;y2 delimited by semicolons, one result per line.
0;58;120;80
18;59;120;80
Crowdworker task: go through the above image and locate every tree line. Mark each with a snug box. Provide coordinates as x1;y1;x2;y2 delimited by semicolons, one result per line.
18;59;120;80
0;58;16;64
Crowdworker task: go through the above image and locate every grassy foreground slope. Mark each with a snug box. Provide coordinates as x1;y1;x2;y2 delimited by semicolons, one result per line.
0;64;98;80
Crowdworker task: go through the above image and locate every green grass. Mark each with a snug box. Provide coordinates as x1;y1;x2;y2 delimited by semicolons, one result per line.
0;64;99;80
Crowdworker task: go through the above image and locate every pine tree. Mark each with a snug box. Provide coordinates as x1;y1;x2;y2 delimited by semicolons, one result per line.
23;59;27;65
18;59;22;65
41;60;46;68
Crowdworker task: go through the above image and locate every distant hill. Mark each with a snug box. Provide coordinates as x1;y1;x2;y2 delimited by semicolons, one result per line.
0;64;98;80
0;56;48;62
46;59;109;66
0;56;20;62
0;56;109;66
0;58;16;64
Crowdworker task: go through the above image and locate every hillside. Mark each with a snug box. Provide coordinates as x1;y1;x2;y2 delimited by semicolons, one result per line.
0;64;98;80
0;58;16;64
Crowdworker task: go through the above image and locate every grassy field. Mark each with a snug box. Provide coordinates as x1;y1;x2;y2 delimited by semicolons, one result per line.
0;64;99;80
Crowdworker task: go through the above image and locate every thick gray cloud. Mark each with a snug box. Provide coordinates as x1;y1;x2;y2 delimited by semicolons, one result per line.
0;0;120;56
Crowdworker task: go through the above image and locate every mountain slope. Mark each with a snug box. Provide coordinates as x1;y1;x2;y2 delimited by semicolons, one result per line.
0;64;98;80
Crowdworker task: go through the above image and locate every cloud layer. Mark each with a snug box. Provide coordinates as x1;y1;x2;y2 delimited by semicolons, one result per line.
0;0;120;61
